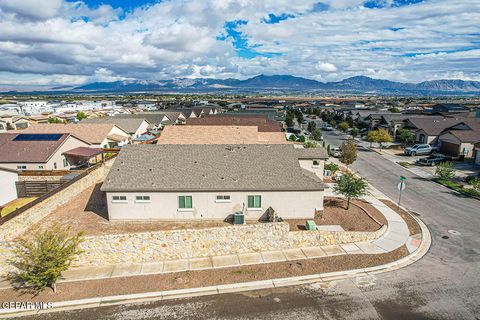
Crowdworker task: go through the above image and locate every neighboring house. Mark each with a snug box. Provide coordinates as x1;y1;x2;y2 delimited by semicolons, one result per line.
437;120;480;157
0;166;18;206
81;117;150;138
19;123;129;148
404;117;461;145
157;126;289;144
474;142;480;166
431;103;470;115
101;144;328;221
114;112;187;129
0;133;90;170
186;114;282;132
0;119;6;132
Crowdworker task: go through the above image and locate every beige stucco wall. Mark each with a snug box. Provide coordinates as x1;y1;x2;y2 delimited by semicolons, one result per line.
0;169;18;206
106;190;324;221
134;120;149;138
299;159;325;180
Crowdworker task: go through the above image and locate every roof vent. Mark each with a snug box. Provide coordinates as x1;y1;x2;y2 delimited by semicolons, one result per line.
225;145;234;152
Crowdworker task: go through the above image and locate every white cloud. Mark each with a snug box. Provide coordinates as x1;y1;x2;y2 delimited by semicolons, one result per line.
0;0;479;87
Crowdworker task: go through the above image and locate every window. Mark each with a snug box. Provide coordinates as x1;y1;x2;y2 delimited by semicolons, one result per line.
53;162;57;169
178;196;193;209
17;165;26;170
313;160;320;167
135;195;151;203
112;195;127;203
215;195;231;202
247;195;261;209
63;158;69;167
38;165;44;169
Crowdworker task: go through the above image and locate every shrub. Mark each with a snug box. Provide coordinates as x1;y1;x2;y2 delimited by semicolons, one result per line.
333;172;368;209
304;140;318;148
324;162;339;174
435;161;455;180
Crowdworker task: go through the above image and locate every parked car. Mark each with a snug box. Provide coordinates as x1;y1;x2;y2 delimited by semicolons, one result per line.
330;147;341;157
416;154;452;166
322;124;334;131
404;144;433;156
286;127;301;134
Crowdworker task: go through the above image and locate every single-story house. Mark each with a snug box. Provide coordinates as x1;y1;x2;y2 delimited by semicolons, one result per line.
81;117;150;138
101;144;328;221
18;123;130;148
156;126;289;144
0;133;90;170
0;166;18;206
186;114;282;132
438;120;480;157
404;117;461;145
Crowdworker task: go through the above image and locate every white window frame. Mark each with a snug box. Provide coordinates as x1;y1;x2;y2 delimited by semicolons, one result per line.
312;160;320;168
17;165;27;170
135;195;151;203
112;195;128;203
215;195;231;203
247;195;262;211
178;195;193;212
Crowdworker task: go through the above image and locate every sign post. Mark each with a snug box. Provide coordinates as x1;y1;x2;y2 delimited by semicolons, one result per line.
397;176;407;211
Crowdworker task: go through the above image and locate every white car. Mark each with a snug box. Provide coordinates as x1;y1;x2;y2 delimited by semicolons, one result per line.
330;147;341;157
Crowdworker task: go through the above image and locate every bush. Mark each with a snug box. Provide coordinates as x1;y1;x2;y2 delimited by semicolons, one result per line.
304;140;318;148
288;134;297;141
333;172;368;209
338;121;350;132
12;224;84;293
298;135;306;143
435;161;455;180
324;162;339;174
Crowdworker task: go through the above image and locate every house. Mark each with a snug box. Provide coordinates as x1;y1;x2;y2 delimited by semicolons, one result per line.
81;117;150;138
474;142;480;166
186;114;282;132
0;166;18;206
157;126;289;144
19;123;129;148
438;120;480;158
405;117;461;145
114;112;187;129
101;144;328;221
431;103;469;115
0;133;90;170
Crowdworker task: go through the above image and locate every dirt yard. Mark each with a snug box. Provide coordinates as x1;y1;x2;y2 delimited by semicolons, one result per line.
286;197;387;232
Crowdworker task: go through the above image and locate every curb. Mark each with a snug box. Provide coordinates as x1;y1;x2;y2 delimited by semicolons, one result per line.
0;214;431;319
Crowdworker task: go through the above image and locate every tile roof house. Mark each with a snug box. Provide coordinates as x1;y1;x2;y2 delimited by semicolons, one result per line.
156;126;289;144
0;133;90;170
186;114;282;132
101;144;328;221
18;123;129;148
81;117;150;138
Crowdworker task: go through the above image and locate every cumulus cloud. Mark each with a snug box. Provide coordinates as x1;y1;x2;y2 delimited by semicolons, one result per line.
0;0;478;87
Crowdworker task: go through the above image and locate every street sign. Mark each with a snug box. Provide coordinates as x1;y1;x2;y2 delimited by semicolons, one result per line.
397;182;406;191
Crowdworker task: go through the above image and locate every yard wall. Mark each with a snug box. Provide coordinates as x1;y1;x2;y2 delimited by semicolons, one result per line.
0;222;386;275
0;160;114;242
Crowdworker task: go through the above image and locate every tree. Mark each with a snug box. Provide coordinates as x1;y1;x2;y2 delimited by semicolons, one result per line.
329;120;336;128
333;172;368;209
350;127;360;138
296;113;304;126
76;112;87;121
435;161;455;180
288;134;297;142
367;129;392;148
338;121;350;132
285;115;294;127
304;140;318;148
307;121;316;133
12;224;84;293
340;140;357;165
396;128;415;145
326;144;331;155
389;107;401;113
324;162;339;174
298;135;306;143
48;117;63;124
311;128;322;141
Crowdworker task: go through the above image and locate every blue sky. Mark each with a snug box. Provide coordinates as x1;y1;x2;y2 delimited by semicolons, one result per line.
0;0;479;88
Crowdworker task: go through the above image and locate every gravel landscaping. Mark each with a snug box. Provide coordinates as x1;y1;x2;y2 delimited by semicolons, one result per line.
380;199;421;236
286;197;387;232
0;245;408;303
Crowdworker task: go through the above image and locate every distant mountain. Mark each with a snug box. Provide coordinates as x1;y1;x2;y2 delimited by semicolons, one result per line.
22;75;480;95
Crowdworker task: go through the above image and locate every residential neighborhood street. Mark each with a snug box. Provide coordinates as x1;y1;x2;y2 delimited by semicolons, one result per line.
18;129;480;320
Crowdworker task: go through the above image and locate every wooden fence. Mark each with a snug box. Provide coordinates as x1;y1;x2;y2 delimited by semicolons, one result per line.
16;180;65;198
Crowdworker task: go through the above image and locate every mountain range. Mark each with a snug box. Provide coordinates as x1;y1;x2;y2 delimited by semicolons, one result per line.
10;75;480;95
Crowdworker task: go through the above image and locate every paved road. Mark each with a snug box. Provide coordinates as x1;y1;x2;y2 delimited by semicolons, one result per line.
19;129;480;320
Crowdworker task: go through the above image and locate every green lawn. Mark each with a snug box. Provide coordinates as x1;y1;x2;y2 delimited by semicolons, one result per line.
0;197;37;217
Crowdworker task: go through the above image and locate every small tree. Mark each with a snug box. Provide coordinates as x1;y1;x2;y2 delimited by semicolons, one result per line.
326;144;331;156
304;140;318;148
48;117;63;124
333;172;368;209
311;128;322;141
288;134;297;142
338;121;350;132
390;107;401;113
324;162;339;175
298;135;306;143
296;113;304;126
76;112;87;121
329;120;336;128
12;224;84;293
397;128;415;146
307;121;316;133
285;115;294;127
350;127;360;138
367;129;392;149
435;161;455;180
340;140;357;165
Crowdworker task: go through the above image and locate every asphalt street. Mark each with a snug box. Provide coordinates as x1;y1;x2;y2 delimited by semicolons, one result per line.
17;129;480;320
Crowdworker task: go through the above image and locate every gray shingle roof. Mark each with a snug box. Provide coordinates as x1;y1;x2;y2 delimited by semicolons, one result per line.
101;144;327;192
81;117;148;134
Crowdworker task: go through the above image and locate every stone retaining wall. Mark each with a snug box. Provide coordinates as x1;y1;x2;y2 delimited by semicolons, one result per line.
0;161;113;242
0;222;386;275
